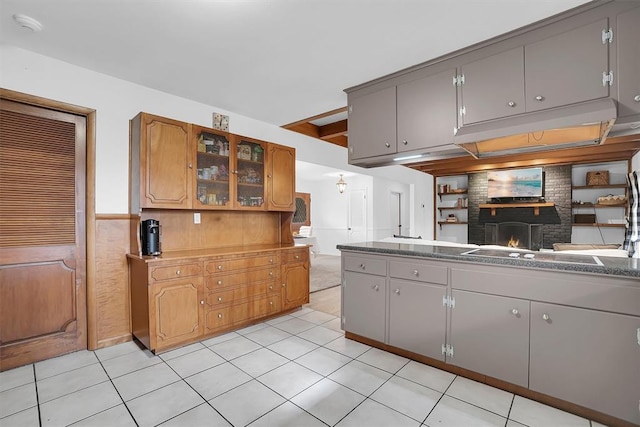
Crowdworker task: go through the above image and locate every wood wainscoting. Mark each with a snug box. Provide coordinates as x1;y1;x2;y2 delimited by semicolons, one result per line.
90;214;136;349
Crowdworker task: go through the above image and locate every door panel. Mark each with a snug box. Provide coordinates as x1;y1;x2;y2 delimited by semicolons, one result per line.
342;271;385;342
348;87;397;160
0;99;86;371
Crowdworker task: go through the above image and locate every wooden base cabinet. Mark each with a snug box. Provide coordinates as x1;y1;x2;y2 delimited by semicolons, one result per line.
281;248;310;310
449;290;530;388
530;302;640;425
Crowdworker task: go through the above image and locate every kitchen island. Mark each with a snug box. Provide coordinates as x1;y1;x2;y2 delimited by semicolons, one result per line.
337;241;639;427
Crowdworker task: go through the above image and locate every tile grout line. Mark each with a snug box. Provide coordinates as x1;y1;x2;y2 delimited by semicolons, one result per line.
32;364;42;427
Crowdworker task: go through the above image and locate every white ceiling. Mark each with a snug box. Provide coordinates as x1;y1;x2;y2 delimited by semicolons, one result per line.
0;0;591;128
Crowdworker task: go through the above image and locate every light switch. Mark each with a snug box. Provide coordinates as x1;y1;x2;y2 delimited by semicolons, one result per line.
194;212;201;224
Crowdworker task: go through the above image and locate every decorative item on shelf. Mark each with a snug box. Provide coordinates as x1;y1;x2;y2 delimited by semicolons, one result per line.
237;144;252;160
197;135;206;153
336;174;347;194
252;145;263;162
586;170;609;186
212;113;229;131
446;213;458;222
597;194;626;205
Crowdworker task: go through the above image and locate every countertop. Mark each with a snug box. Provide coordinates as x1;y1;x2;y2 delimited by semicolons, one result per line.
337;241;640;279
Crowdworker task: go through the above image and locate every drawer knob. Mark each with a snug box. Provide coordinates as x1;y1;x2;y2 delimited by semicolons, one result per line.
270;301;273;305
295;255;300;259
282;283;286;287
394;288;400;295
360;263;365;270
371;284;379;291
269;271;273;277
218;313;223;319
217;280;222;285
412;269;419;276
218;297;223;302
217;265;223;270
270;258;274;264
176;270;181;276
534;95;545;102
385;142;391;148
511;308;519;316
542;313;550;321
507;101;516;107
402;140;408;145
200;300;204;305
634;95;640;102
269;285;273;290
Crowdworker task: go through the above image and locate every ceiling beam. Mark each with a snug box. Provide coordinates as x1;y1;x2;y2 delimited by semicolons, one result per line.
319;119;347;140
282;106;348;129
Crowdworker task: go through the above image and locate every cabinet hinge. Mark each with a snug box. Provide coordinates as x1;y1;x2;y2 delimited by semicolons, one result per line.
636;328;640;346
602;28;613;44
459;106;466;117
453;127;458;136
453;74;465;86
442;344;454;357
442;295;455;308
342;315;346;326
602;71;614;87
348;105;353;114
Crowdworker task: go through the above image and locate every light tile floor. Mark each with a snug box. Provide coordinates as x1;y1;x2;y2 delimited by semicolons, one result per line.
0;307;603;427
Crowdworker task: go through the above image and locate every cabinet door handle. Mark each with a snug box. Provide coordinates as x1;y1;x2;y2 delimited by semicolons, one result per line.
394;288;400;295
295;255;300;259
371;284;379;291
359;263;365;270
385;142;391;148
412;269;419;276
200;300;204;305
218;313;223;318
282;283;286;287
269;285;273;290
634;95;640;102
217;265;223;270
402;140;408;145
511;308;519;316
218;296;223;302
188;163;193;169
267;174;272;178
217;280;222;285
269;271;273;277
176;270;181;276
507;101;516;107
270;301;273;306
534;95;545;102
542;313;550;321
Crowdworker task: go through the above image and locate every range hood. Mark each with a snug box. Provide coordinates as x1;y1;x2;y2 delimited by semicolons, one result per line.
454;98;617;159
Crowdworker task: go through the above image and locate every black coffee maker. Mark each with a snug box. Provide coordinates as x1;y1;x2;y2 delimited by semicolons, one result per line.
140;219;161;256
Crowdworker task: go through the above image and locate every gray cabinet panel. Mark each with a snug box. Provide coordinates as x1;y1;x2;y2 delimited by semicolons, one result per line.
450;290;530;387
530;302;640;425
342;271;386;342
348;86;396;160
388;279;447;361
525;19;609;112
396;69;457;151
616;6;640;118
460;47;525;124
343;254;387;276
389;259;447;285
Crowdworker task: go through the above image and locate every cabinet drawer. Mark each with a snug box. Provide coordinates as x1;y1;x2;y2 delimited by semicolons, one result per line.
343;255;387;276
205;253;278;274
206;307;233;331
204;267;278;290
149;262;202;283
206;282;277;306
282;248;309;264
389;260;447;285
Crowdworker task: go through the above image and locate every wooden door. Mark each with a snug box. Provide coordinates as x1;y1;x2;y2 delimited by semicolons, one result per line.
281;262;309;310
397;68;458;149
459;48;525;124
530;302;640;425
233;136;266;210
347;86;397;160
525;19;609;112
342;271;386;342
132;113;192;210
0;100;87;371
266;143;295;211
388;279;447;361
449;290;530;387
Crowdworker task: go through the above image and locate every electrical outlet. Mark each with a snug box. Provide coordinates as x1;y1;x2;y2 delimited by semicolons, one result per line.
194;212;201;224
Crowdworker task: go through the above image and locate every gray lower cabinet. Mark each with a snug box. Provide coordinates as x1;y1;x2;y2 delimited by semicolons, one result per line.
347;86;396;160
616;5;640;119
388;279;447;361
524;18;609;112
342;270;386;343
449;290;530;388
530;302;640;425
459;47;525;125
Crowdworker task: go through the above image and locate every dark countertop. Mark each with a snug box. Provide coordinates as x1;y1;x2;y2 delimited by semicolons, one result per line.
127;243;310;263
337;241;640;279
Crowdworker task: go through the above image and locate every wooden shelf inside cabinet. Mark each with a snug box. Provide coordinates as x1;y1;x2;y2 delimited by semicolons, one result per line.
571;223;626;228
572;203;626;208
572;184;627;190
438;221;468;229
479;202;554;216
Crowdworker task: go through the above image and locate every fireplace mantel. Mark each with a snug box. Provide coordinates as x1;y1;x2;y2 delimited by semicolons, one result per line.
479;202;555;216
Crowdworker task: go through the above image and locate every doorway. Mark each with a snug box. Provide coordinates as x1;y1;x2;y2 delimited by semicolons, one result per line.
390;191;402;236
0;91;93;371
348;188;367;243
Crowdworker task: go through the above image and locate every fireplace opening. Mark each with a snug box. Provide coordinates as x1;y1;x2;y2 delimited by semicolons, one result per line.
485;222;543;250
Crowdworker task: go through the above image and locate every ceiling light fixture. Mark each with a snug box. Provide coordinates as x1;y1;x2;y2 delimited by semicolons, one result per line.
336;174;347;194
12;14;43;32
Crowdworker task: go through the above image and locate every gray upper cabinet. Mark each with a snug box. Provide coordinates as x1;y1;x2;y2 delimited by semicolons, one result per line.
342;270;386;343
348;86;396;160
459;48;525;125
530;302;640;425
388;279;447;361
449;290;530;388
396;69;458;151
525;19;610;112
616;6;640;119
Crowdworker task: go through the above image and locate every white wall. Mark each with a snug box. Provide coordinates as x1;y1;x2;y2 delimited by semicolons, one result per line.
1;45;434;229
633;152;639;172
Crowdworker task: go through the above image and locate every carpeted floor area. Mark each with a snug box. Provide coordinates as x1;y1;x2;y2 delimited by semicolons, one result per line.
309;254;341;293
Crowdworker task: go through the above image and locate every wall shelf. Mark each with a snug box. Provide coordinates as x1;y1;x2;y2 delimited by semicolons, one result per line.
572;184;627;190
437;206;468;211
479;202;555;216
571;223;625;228
437;221;468;229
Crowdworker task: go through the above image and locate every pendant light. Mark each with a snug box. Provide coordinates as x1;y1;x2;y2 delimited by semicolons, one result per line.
336;174;347;194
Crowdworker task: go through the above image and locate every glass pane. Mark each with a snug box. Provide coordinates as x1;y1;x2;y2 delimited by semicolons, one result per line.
236;140;264;207
196;132;230;206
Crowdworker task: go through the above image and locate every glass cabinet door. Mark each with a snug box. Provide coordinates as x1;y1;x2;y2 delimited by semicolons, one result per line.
195;130;231;208
234;137;266;209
